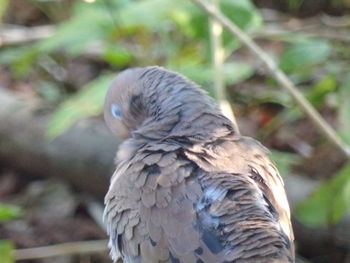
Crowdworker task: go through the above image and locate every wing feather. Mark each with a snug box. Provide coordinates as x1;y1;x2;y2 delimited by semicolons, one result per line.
105;136;294;263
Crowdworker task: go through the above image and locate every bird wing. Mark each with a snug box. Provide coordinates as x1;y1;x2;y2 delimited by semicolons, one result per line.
104;137;294;263
185;135;295;262
104;141;207;263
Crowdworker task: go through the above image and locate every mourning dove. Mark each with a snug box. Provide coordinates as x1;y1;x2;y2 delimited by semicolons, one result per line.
104;66;294;263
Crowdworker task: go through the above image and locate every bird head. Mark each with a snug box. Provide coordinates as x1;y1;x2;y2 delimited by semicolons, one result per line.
104;66;234;141
104;67;146;139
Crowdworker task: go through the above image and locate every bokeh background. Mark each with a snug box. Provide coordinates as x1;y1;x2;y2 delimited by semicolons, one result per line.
0;0;350;262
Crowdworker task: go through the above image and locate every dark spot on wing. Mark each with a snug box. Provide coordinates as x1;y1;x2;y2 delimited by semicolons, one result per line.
117;234;123;252
202;229;224;254
169;253;180;263
150;238;157;247
145;164;161;175
196;259;204;263
195;247;203;255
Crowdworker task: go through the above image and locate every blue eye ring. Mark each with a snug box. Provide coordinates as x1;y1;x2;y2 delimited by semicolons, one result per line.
111;104;122;120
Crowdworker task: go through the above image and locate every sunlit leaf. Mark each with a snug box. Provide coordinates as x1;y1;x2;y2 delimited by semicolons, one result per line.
46;74;115;139
307;75;336;108
38;2;110;56
222;62;254;85
222;0;262;31
172;62;253;85
119;0;180;30
188;0;262;54
0;240;14;263
279;39;332;72
171;62;253;98
0;0;8;23
102;45;134;67
295;163;350;227
222;0;262;51
0;204;22;223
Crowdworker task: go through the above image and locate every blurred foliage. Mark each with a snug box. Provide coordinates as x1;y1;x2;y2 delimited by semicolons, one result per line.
0;0;350;229
0;204;22;223
270;150;301;177
286;0;304;10
295;163;350;227
0;240;14;263
272;34;350;228
0;204;20;263
47;73;115;139
279;39;331;73
0;0;262;137
339;73;350;144
279;0;350;12
0;0;8;23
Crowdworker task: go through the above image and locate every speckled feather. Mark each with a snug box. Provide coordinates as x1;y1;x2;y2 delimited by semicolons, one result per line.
104;66;294;263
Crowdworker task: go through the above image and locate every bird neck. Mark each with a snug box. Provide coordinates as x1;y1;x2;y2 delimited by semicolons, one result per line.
133;91;236;143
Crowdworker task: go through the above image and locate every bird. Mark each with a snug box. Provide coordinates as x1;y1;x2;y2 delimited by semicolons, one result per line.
103;66;294;263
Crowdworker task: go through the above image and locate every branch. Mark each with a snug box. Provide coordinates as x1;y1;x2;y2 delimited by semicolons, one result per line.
252;23;350;42
209;0;239;133
0;88;118;198
0;24;55;47
190;0;350;159
0;24;105;59
15;240;108;260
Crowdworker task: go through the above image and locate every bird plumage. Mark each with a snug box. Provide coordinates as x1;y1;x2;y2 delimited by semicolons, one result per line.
104;66;294;263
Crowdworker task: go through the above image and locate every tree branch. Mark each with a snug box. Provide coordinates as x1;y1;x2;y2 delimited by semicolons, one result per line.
0;24;54;47
209;0;239;133
190;0;350;159
15;240;108;260
0;88;118;198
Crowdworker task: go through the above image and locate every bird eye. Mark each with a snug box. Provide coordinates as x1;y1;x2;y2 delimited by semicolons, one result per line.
111;104;122;120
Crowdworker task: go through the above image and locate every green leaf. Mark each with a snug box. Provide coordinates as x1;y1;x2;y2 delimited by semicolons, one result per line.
0;46;39;78
0;204;22;223
0;240;14;263
187;0;262;53
307;75;336;108
222;0;262;51
287;0;304;10
38;2;110;56
172;62;253;85
102;45;133;67
0;0;8;23
46;73;115;139
119;0;180;30
170;62;254;98
222;0;262;31
222;62;254;85
295;163;350;227
279;39;332;73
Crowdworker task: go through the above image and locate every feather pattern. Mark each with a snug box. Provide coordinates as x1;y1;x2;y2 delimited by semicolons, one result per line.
104;66;294;263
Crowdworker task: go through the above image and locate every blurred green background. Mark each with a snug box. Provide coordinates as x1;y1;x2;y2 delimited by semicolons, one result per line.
0;0;350;262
